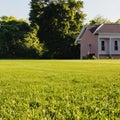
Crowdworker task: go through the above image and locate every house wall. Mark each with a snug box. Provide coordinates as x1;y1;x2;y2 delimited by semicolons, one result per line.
80;29;98;58
98;33;120;58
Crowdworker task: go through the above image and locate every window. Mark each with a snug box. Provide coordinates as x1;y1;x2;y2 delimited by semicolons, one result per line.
114;41;118;51
101;41;105;51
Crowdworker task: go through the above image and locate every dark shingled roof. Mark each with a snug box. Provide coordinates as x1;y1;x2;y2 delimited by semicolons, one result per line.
89;25;101;33
96;24;120;33
87;24;120;34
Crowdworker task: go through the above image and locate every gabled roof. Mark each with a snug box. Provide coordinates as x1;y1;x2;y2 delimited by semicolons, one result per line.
95;24;120;33
75;24;120;44
88;24;120;34
88;24;102;33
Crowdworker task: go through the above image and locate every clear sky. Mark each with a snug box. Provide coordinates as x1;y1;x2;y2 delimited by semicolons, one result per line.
0;0;120;23
0;0;31;20
84;0;120;23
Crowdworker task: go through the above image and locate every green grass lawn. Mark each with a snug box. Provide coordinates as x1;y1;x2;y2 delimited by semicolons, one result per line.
0;60;120;119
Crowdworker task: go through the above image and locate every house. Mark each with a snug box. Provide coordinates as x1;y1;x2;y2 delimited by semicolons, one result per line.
75;24;120;59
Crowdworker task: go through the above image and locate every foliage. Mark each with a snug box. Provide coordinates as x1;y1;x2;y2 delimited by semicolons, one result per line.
20;24;44;58
29;0;85;58
0;60;120;119
0;16;43;58
115;19;120;24
89;15;111;25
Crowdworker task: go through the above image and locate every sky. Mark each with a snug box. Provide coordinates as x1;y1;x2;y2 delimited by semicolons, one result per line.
0;0;120;23
84;0;120;23
0;0;31;20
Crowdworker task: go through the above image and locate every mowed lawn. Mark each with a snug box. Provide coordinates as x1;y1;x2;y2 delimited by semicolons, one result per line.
0;60;120;119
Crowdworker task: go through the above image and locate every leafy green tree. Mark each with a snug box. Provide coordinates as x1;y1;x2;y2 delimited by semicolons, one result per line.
89;15;111;25
29;0;85;58
0;16;43;58
115;19;120;24
21;24;44;58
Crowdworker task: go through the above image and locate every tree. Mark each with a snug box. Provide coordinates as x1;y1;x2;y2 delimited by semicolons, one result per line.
89;15;111;25
0;16;43;58
29;0;85;58
115;19;120;24
21;24;44;58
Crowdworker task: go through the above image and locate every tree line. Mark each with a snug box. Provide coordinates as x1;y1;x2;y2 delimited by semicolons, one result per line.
0;0;120;59
0;16;43;58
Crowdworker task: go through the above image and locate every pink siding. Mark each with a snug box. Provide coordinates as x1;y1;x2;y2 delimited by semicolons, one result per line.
80;29;98;58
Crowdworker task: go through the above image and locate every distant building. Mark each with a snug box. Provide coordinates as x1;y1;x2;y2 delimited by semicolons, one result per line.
75;24;120;59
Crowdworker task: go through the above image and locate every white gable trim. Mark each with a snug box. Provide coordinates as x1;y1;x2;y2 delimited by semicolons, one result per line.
93;24;104;34
74;26;87;45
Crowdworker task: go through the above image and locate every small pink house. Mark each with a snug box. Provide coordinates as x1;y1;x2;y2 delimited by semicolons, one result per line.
75;24;120;59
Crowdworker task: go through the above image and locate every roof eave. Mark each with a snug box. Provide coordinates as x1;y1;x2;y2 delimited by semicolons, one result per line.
98;32;120;35
74;39;81;45
93;24;104;34
74;26;87;45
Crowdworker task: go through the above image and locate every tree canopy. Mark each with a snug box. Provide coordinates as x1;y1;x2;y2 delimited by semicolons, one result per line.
29;0;86;58
115;19;120;24
89;15;111;25
0;16;43;58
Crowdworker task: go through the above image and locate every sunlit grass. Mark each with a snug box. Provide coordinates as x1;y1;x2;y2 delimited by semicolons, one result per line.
0;60;120;119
